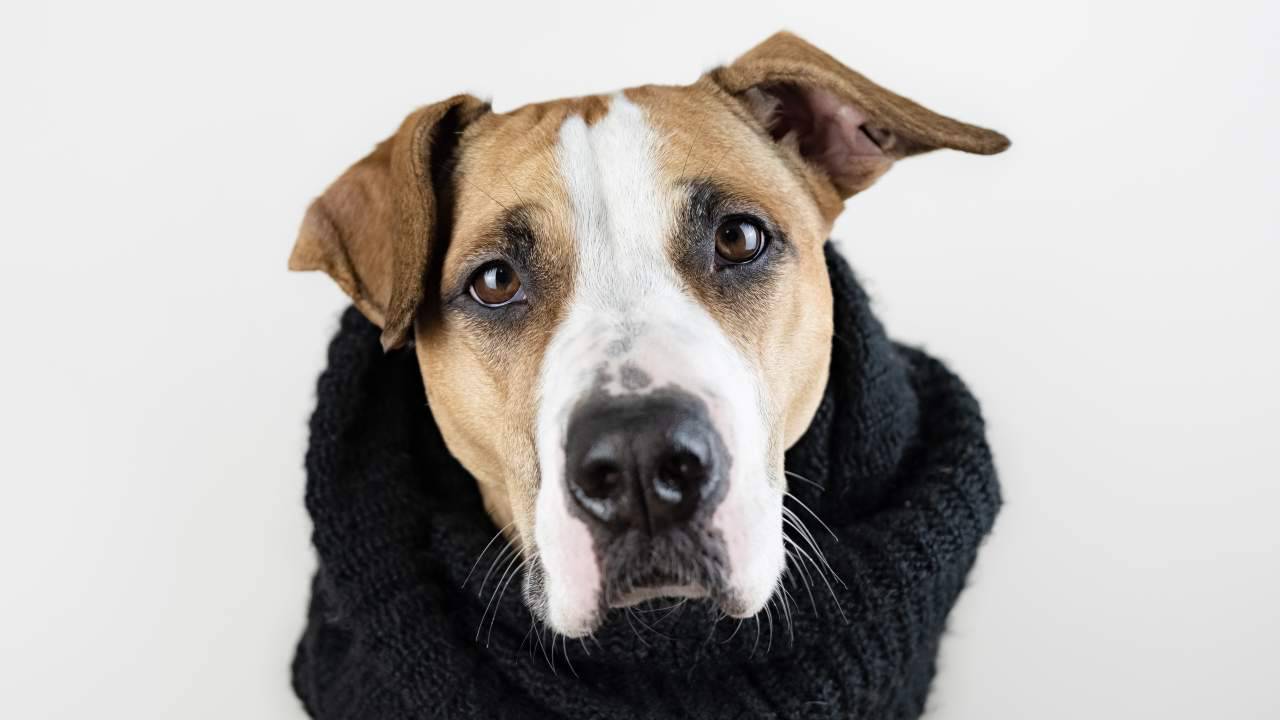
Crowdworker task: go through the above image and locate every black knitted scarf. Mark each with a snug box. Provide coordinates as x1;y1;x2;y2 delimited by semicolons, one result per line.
293;245;1001;719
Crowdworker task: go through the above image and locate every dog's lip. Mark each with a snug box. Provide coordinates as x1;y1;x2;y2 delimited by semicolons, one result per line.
607;583;709;609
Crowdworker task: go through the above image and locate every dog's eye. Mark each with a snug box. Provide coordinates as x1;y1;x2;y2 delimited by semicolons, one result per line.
714;217;766;264
469;261;525;307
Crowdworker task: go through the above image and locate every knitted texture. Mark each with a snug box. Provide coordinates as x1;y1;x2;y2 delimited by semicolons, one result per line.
292;245;1001;719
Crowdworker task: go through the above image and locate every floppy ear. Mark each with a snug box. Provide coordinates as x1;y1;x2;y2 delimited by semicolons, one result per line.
289;94;490;351
709;31;1009;201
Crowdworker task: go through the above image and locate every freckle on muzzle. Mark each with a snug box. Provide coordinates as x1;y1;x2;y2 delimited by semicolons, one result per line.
563;388;731;602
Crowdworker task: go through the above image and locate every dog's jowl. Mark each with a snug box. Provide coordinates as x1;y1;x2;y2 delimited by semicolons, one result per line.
291;31;1008;639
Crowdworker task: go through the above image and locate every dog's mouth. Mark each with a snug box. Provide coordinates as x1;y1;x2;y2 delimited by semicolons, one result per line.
598;528;729;611
608;583;708;608
522;528;738;635
525;480;778;636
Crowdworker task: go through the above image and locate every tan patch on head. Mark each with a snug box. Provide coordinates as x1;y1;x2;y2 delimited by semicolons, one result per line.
412;96;621;545
628;83;835;453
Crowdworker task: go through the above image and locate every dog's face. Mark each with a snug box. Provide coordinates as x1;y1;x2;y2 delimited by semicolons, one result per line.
291;32;1007;636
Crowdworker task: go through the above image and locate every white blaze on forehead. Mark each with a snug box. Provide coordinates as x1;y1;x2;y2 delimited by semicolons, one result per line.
533;94;784;636
556;95;678;303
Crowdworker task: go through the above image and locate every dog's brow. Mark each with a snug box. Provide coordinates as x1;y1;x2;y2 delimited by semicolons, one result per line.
461;174;512;213
473;204;542;264
681;180;773;227
499;204;538;244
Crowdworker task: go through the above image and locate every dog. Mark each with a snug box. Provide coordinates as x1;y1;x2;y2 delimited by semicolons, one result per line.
290;31;1007;638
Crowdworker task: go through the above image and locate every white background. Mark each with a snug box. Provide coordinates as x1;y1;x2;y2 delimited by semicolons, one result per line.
2;1;1277;717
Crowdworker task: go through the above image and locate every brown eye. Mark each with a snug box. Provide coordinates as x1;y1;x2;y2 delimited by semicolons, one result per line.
715;217;766;264
468;260;525;307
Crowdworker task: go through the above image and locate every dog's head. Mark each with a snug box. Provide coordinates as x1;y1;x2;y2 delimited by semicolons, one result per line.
290;32;1007;636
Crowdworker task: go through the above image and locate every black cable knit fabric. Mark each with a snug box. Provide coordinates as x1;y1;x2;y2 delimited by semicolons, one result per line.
292;245;1001;719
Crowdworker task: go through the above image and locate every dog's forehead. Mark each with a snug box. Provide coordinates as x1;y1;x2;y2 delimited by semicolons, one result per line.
470;84;806;189
446;85;824;273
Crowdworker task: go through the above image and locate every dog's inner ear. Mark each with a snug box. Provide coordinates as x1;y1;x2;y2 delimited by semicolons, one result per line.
741;83;908;198
290;95;489;351
712;31;1009;202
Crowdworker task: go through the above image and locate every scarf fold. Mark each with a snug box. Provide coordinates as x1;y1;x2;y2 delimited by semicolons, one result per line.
293;245;1001;719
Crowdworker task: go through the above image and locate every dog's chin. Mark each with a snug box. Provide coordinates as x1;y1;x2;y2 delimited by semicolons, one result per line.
530;581;781;639
527;560;780;637
526;528;787;636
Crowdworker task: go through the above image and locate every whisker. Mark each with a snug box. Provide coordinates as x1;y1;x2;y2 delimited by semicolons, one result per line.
701;144;733;179
778;584;797;646
763;602;775;654
782;534;848;623
784;523;838;590
537;624;552;668
460;174;511;213
782;507;823;554
496;167;527;207
785;491;840;540
704;610;725;646
750;615;762;657
486;557;529;646
539;625;556;674
783;540;820;613
782;509;831;575
721;618;745;645
784;469;825;491
627;605;677;641
624;608;651;647
634;598;686;614
783;507;846;588
562;631;579;678
521;619;537;657
477;543;517;599
463;522;514;588
680;127;702;179
654;598;688;626
778;507;839;579
476;551;521;642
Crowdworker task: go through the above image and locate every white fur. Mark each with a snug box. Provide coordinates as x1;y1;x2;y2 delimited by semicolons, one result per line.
533;94;784;636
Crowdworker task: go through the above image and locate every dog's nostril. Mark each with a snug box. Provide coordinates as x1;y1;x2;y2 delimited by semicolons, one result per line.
578;459;624;500
654;450;708;504
570;458;624;524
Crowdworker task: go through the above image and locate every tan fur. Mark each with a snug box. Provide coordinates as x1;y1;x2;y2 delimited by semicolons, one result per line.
415;102;583;544
289;95;490;350
290;32;1008;550
710;32;1010;155
710;31;1009;204
630;83;835;471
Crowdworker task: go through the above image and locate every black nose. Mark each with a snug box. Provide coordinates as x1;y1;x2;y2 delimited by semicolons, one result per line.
565;392;726;534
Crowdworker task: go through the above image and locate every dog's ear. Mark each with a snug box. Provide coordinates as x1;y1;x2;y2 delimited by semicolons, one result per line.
290;95;490;351
709;31;1009;203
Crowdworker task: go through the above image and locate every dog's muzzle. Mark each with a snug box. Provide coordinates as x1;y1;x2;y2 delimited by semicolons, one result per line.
563;389;730;604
